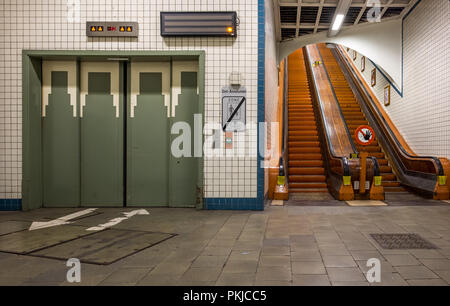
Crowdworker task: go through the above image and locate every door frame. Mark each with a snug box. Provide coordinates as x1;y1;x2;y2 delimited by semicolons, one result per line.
22;50;205;211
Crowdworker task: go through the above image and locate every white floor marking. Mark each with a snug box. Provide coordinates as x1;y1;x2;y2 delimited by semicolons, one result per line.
271;200;284;206
29;208;97;231
346;200;387;207
86;209;149;231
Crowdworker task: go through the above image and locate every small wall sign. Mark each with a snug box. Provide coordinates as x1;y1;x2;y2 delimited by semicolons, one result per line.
86;22;139;37
384;85;391;106
371;68;377;87
222;86;246;132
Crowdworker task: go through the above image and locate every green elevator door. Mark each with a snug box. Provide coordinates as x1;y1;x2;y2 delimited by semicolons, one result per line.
127;61;199;207
81;62;124;207
170;66;200;207
127;62;170;206
42;61;80;207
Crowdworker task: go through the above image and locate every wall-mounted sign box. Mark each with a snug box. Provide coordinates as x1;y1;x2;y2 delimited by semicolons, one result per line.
222;86;246;132
160;12;237;37
86;22;139;37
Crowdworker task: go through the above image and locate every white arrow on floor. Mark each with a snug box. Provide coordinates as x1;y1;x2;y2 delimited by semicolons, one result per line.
29;208;97;231
86;209;149;231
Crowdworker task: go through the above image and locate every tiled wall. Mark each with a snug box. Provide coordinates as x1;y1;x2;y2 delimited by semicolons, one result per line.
0;0;260;204
264;0;280;195
344;0;450;160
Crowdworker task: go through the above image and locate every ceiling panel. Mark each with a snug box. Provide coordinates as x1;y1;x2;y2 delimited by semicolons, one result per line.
278;0;415;41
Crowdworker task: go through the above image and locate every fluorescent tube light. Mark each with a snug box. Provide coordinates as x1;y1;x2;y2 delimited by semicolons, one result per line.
332;14;345;31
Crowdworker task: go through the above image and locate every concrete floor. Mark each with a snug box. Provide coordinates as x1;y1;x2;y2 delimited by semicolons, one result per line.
0;201;450;286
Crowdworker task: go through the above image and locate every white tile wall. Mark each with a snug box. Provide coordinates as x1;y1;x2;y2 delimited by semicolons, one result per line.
344;0;450;160
0;0;259;200
264;0;280;194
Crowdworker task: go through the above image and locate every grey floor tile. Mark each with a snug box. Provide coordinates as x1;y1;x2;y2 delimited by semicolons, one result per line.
319;245;350;256
177;280;216;286
228;250;261;261
326;267;366;282
407;279;448;286
261;246;290;256
259;255;290;267
419;259;450;271
290;249;322;261
137;274;180;286
292;275;330;286
322;255;357;268
434;270;450;284
345;242;377;251
222;259;259;274
233;240;262;251
179;267;223;282
290;243;319;252
191;255;228;268
332;281;369;286
384;254;420;266
216;273;255;286
207;238;236;247
409;249;445;259
149;262;191;276
201;246;232;256
254;280;292;286
350;250;384;261
255;266;292;281
395;266;439;280
99;267;150;285
370;273;408;286
292;261;326;275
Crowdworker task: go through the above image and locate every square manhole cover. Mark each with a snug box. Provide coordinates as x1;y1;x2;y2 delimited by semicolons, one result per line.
370;233;437;250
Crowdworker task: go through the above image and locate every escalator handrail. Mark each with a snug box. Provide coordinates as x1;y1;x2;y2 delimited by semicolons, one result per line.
280;58;289;177
318;44;381;179
316;45;359;154
304;46;350;177
335;45;444;177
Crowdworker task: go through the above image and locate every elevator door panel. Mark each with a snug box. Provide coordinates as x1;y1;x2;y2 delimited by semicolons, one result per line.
127;62;170;206
42;61;80;207
80;62;123;206
170;62;199;207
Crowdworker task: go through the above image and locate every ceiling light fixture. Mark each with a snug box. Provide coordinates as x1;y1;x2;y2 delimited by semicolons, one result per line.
332;14;345;31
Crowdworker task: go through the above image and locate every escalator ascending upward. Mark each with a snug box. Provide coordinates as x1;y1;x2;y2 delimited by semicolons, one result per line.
287;49;328;193
318;44;405;193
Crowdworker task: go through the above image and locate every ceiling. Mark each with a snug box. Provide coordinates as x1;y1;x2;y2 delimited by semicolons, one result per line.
277;0;417;41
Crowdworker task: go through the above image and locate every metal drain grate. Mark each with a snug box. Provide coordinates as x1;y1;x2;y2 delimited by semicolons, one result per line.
370;233;437;250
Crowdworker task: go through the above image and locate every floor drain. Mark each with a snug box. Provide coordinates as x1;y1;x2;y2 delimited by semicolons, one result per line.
370;233;437;250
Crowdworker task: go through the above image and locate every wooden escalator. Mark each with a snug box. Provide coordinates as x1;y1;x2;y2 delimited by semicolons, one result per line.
287;49;328;193
318;44;405;192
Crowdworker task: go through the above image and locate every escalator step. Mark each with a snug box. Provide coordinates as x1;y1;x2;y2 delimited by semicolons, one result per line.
289;141;320;147
289;153;323;160
289;167;325;175
289;160;324;167
289;147;321;154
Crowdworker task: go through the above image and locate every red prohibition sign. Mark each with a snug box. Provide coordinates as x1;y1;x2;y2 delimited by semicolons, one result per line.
355;125;375;146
